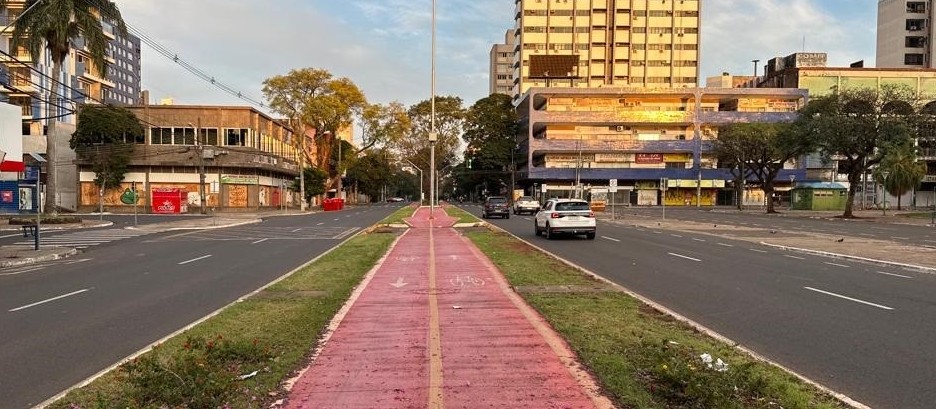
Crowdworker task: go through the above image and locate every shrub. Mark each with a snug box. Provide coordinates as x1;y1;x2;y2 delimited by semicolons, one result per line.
120;335;274;408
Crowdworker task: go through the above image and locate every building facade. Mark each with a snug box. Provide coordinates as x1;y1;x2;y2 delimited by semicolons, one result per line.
756;56;936;207
512;0;700;97
75;105;301;213
490;30;516;96
515;87;806;206
877;0;935;68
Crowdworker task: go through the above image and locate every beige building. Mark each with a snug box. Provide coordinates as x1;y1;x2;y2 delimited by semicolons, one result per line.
515;87;806;206
490;30;516;96
877;0;935;68
512;0;700;97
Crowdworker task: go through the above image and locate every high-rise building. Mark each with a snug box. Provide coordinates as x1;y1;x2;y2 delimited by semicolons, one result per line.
877;0;935;68
512;0;700;96
489;30;515;96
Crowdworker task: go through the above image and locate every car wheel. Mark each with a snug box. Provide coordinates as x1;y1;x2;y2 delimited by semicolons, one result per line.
545;223;553;240
534;221;540;236
506;214;510;219
586;232;596;240
481;212;487;219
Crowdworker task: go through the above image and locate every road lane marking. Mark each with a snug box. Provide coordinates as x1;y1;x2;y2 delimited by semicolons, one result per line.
64;259;92;265
668;252;701;262
891;236;909;240
291;228;302;232
804;287;893;310
824;262;850;268
875;271;912;279
749;248;768;253
692;238;705;242
0;233;23;239
0;267;45;276
9;288;89;312
717;243;733;247
428;219;444;407
601;236;620;242
784;255;805;260
251;238;269;244
670;234;683;238
317;222;324;226
178;254;212;265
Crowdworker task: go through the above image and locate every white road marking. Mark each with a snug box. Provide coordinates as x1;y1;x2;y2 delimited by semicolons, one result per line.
333;218;340;221
601;236;620;242
875;271;912;279
291;228;302;233
692;238;705;242
804;287;893;311
891;236;910;240
824;262;850;268
178;254;212;265
749;248;768;253
9;289;90;312
668;252;701;262
859;233;874;237
671;234;683;238
64;259;92;265
0;267;45;276
251;238;269;244
0;233;23;239
784;255;805;260
653;231;662;234
717;243;733;247
317;222;324;226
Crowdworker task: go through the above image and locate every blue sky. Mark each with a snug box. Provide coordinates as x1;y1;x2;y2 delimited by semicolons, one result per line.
119;0;877;111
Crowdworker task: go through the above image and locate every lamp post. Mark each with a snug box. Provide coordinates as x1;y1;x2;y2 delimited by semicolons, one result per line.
660;177;668;221
881;170;890;216
429;0;437;219
188;122;207;214
789;174;795;211
404;159;423;205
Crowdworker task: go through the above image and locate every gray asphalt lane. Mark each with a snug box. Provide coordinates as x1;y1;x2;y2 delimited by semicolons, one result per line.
478;206;936;409
0;205;401;408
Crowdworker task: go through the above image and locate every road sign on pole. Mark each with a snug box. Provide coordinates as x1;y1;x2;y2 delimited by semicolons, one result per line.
609;178;618;193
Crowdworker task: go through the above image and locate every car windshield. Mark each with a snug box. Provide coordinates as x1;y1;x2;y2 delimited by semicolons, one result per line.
555;202;590;211
487;197;507;204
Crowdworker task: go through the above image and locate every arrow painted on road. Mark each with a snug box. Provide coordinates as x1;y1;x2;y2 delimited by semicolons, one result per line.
390;277;408;288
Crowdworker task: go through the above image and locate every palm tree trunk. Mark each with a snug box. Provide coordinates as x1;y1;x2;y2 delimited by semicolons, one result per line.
44;63;60;214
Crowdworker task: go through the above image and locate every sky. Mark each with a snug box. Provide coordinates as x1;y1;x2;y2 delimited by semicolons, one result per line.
117;0;877;113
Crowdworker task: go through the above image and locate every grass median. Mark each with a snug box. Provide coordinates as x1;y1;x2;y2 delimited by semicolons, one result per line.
453;207;849;409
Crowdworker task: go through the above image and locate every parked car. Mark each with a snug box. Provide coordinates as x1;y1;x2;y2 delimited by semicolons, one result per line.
513;196;540;215
533;198;596;239
481;196;510;219
388;197;405;202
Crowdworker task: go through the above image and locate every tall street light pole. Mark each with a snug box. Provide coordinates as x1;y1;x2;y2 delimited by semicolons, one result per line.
429;0;438;219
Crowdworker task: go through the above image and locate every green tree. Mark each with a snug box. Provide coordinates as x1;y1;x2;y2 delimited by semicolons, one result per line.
394;96;465;198
714;122;814;213
297;166;327;207
70;104;144;193
460;94;519;198
0;0;128;212
798;85;919;217
874;142;926;210
345;149;400;201
262;68;367;203
357;102;411;153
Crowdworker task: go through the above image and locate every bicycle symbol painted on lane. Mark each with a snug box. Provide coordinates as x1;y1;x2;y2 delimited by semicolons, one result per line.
450;275;485;288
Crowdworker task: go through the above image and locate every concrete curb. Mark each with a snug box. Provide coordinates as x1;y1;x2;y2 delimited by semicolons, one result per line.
759;242;936;274
0;248;79;268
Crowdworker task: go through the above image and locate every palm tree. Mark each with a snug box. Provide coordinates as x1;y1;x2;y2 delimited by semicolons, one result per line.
0;0;128;212
875;142;926;210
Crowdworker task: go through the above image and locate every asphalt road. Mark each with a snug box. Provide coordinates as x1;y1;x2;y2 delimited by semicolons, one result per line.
0;204;401;408
467;204;936;409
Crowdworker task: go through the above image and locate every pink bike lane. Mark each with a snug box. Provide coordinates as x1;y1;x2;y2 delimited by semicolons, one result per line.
281;206;612;408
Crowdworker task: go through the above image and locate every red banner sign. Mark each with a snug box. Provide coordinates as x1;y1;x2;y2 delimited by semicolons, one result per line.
151;188;186;214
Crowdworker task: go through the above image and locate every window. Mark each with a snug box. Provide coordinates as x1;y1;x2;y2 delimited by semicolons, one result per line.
665;162;686;169
151;127;172;145
907;1;926;13
906;36;926;48
907;19;925;31
226;128;248;146
905;53;925;65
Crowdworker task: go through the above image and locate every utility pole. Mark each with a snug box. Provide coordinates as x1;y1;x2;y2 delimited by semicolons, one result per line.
429;0;437;219
189;121;206;214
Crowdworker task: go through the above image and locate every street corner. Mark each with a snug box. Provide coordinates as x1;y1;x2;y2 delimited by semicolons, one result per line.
0;247;78;268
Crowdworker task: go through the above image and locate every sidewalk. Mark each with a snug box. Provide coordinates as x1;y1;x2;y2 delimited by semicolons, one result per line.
279;207;612;408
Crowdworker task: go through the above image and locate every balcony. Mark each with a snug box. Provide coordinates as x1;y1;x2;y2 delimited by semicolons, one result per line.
529;138;696;155
530;109;695;125
698;111;799;125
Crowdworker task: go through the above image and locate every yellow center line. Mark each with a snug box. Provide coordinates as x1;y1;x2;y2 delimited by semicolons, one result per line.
428;221;444;408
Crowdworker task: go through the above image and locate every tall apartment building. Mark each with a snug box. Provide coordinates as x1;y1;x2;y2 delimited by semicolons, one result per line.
512;0;700;97
490;30;516;96
0;1;142;131
877;0;935;68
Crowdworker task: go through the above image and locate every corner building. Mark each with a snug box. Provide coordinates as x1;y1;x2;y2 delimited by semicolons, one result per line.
512;0;700;96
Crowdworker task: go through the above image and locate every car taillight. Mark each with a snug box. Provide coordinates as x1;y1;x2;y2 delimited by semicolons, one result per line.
550;212;561;218
587;212;595;218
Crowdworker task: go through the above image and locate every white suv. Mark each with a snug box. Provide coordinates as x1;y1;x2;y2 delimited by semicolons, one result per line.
533;199;596;240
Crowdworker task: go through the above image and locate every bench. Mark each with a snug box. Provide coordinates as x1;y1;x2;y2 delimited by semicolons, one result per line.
21;224;37;237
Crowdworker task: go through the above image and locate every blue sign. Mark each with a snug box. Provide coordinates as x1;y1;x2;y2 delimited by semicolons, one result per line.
22;166;39;182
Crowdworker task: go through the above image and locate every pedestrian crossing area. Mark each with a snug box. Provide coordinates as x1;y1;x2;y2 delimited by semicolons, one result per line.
8;229;151;250
151;226;360;242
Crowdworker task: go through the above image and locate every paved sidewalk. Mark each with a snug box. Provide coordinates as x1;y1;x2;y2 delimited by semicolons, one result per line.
280;207;612;408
